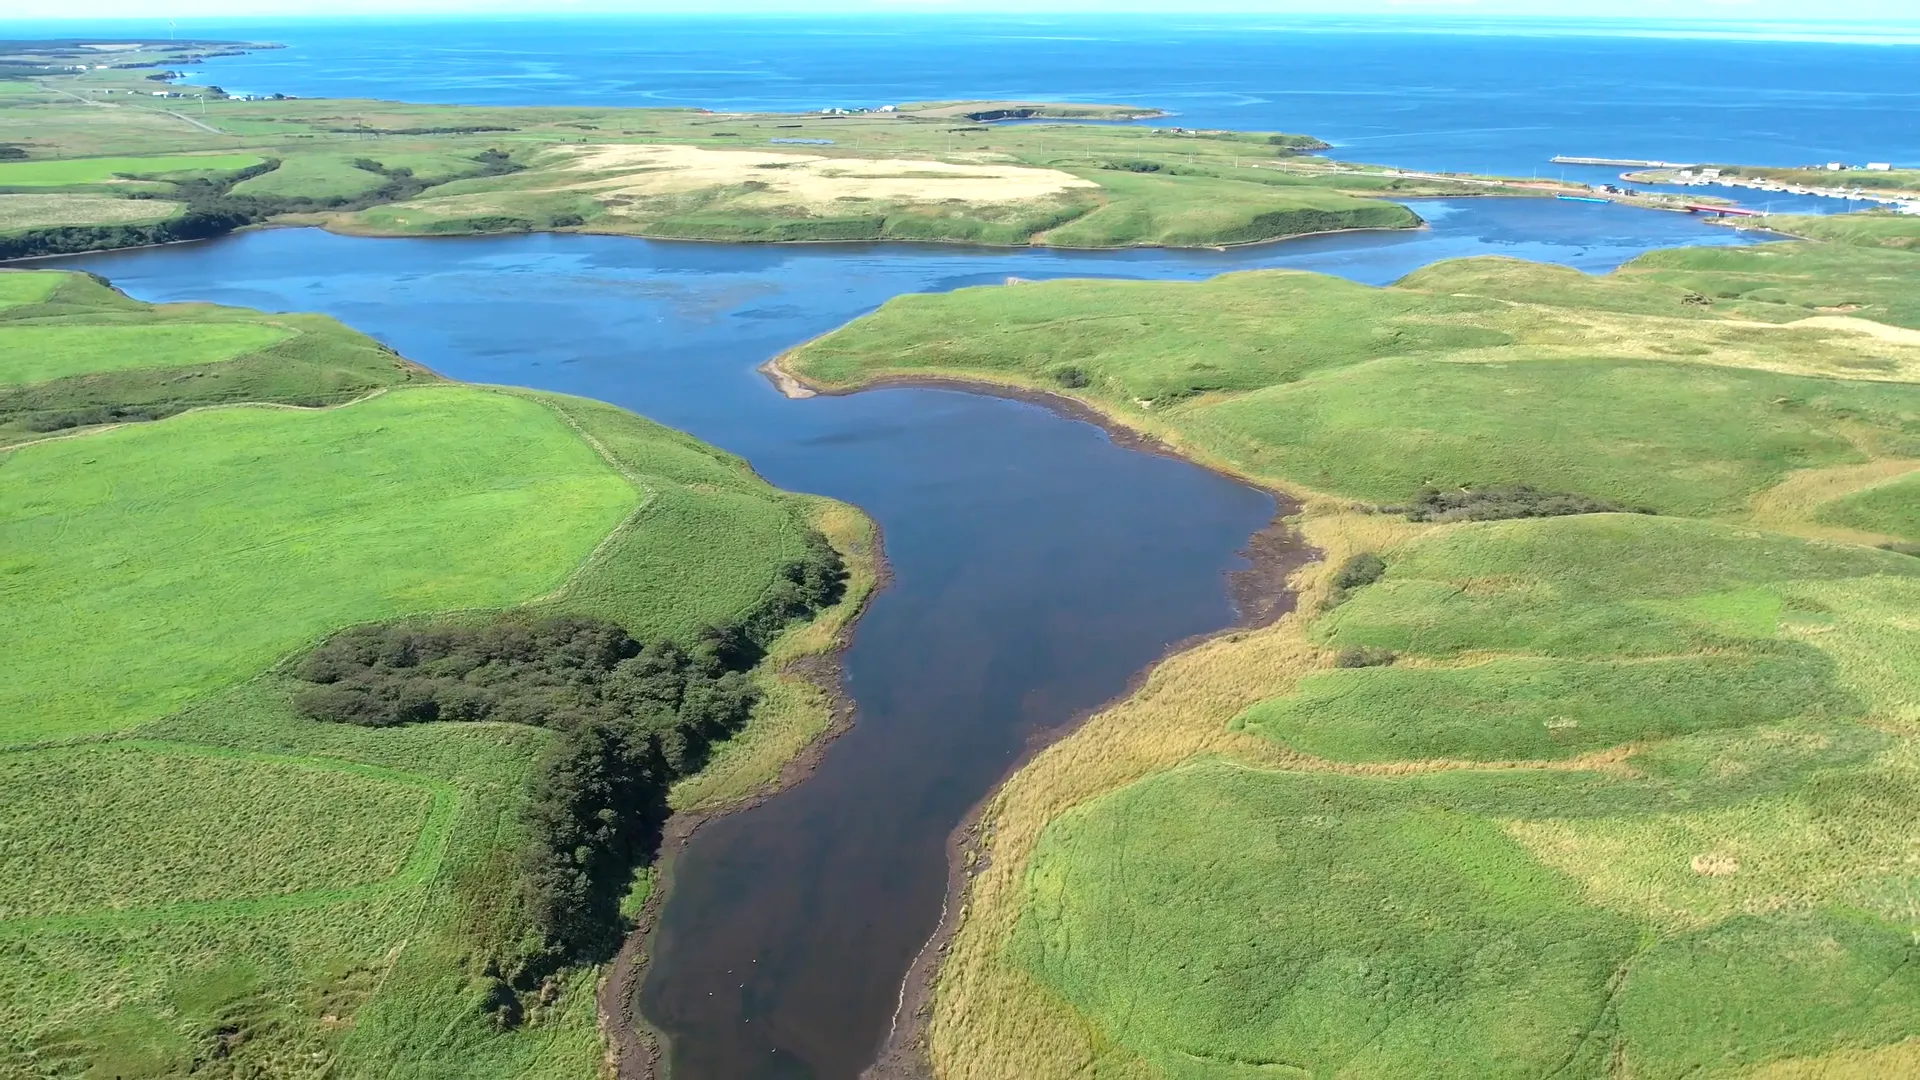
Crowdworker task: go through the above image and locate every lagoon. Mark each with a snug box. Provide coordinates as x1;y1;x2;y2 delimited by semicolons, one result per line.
54;195;1760;1079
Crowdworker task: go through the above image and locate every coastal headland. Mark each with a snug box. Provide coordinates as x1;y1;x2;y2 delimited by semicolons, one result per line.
778;220;1920;1079
0;39;1518;259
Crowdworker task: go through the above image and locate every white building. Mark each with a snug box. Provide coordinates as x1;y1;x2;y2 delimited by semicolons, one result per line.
1866;163;1893;171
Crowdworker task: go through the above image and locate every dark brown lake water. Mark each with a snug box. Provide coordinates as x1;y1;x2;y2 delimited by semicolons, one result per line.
52;198;1757;1079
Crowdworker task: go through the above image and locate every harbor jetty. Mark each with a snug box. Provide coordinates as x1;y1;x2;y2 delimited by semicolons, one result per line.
1552;156;1696;168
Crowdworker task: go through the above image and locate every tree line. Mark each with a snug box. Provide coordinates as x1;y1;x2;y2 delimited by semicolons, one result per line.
293;531;846;1023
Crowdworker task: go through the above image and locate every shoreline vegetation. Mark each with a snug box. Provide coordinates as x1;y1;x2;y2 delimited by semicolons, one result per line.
1;39;1489;257
13;32;1920;1080
1;39;1759;261
778;226;1920;1079
0;266;879;1078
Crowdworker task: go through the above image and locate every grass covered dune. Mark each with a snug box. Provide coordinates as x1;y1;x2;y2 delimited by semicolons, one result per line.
783;229;1920;1079
0;269;876;1077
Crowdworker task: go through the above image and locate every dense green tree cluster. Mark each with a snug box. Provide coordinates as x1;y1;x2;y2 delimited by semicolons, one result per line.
293;529;845;1006
297;616;756;970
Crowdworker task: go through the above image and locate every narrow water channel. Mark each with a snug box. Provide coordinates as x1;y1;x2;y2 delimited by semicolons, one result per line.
53;198;1757;1079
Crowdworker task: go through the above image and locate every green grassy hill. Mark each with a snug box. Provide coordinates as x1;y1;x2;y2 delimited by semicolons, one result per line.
788;235;1920;1079
0;85;1455;255
0;270;433;443
1764;210;1920;251
0;269;873;1078
792;245;1920;518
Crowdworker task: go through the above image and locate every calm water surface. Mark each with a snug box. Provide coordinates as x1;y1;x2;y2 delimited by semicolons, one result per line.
55;198;1760;1078
47;15;1919;179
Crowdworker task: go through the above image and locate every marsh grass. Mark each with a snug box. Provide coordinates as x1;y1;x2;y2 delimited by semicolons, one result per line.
0;742;436;922
1239;649;1854;762
0;85;1448;251
781;230;1920;1078
1766;211;1920;252
0;268;60;308
927;506;1920;1079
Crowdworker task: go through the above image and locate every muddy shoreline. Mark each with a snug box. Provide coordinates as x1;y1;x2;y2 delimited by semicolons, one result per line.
761;357;1207;470
859;510;1313;1080
763;354;1316;1080
598;534;895;1080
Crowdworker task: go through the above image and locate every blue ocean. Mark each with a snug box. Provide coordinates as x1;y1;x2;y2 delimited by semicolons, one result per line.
9;15;1919;179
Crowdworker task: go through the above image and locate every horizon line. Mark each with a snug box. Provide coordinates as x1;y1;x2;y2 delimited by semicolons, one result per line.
9;12;1920;24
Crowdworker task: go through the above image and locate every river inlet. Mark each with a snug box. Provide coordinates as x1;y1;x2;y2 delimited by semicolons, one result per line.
53;196;1758;1079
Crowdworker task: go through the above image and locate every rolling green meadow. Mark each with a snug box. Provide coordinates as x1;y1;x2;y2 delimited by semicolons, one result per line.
1765;210;1920;251
0;268;873;1077
0;269;434;445
10;39;1920;1078
787;225;1920;1078
0;153;266;188
790;242;1920;518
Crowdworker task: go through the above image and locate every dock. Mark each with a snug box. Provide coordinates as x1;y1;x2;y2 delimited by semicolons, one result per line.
1551;156;1696;169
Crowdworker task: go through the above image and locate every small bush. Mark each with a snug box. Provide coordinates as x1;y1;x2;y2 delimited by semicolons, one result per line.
1332;552;1387;591
1398;485;1651;523
1053;365;1090;389
1335;646;1396;669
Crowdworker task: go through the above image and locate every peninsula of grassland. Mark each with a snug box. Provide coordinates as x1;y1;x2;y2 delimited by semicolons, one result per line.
781;212;1920;1079
0;267;876;1078
0;40;1511;256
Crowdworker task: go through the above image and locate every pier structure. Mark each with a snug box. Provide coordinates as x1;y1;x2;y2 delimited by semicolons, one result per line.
1551;156;1696;168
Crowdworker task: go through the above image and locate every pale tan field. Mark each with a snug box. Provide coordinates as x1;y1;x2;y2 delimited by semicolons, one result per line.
553;142;1098;211
1746;458;1920;544
0;193;179;231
